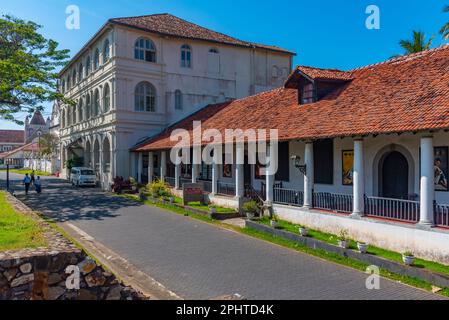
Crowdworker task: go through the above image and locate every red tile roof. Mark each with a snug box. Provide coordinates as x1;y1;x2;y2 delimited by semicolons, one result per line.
29;110;46;126
110;14;294;54
0;142;39;159
134;44;449;151
285;66;354;88
0;130;24;144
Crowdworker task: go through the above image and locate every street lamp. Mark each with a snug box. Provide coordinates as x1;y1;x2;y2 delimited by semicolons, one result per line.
291;155;307;175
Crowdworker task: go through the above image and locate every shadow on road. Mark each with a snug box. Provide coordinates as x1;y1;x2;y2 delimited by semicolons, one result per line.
0;174;141;223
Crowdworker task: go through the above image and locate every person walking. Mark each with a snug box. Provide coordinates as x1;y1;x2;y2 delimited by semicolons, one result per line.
23;174;31;195
30;170;35;186
34;176;42;194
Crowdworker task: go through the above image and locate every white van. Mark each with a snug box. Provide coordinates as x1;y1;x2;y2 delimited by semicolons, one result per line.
70;167;97;187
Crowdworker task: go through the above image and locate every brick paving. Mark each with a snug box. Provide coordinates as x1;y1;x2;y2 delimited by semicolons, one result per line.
0;172;443;300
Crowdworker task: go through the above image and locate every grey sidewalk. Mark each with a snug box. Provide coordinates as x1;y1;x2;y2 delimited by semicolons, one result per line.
0;172;442;300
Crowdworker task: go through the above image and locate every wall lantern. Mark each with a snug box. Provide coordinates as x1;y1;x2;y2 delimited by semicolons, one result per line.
291;155;307;175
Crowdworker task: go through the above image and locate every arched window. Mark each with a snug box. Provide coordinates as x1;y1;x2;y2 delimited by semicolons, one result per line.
103;84;110;113
93;89;100;116
94;49;100;70
85;94;91;119
174;90;183;110
78;100;83;122
66;77;70;90
134;38;156;62
85;56;91;76
61;109;66;127
135;82;156;112
61;80;65;94
72;105;77;124
72;70;77;86
67;107;72;126
103;39;110;63
208;48;220;73
78;64;83;82
181;45;192;68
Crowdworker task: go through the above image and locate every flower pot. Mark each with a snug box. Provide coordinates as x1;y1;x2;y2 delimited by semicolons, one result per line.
299;228;308;237
270;220;278;228
403;255;416;266
246;212;255;220
338;240;349;249
357;243;368;254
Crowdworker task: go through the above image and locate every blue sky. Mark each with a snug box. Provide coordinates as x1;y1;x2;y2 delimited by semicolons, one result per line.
1;0;448;129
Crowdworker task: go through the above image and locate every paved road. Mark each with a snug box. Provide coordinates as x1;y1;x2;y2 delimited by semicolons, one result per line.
0;172;442;300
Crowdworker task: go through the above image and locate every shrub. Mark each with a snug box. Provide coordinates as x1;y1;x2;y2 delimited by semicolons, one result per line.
147;180;172;199
338;229;349;241
403;251;414;257
242;201;260;215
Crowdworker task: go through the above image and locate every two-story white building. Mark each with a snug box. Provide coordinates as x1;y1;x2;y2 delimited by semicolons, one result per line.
57;13;294;188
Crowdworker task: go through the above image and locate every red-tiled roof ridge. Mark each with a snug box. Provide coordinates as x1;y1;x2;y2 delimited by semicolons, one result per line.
110;13;294;54
350;43;449;72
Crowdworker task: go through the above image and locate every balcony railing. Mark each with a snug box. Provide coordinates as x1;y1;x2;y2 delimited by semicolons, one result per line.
313;192;353;214
435;203;449;228
365;196;420;223
274;188;303;207
217;181;235;196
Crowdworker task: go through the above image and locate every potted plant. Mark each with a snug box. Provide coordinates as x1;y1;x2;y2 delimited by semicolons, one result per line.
337;229;350;249
357;242;369;254
402;251;416;266
298;225;308;237
270;214;279;229
242;200;259;220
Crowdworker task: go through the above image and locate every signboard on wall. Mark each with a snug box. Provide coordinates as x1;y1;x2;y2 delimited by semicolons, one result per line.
435;147;449;192
342;150;354;186
183;183;204;205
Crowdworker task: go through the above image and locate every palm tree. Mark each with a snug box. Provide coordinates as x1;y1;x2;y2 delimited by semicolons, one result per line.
392;30;434;58
440;5;449;40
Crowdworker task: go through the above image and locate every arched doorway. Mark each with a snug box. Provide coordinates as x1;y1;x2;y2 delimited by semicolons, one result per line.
102;137;111;174
381;151;409;199
93;139;100;174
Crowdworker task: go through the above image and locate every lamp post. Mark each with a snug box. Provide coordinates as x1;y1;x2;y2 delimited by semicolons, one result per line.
6;163;10;191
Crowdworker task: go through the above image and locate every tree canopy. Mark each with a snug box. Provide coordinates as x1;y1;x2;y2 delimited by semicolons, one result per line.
393;30;434;58
0;15;71;125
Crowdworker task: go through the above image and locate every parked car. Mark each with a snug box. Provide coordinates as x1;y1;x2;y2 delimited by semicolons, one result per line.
70;167;97;187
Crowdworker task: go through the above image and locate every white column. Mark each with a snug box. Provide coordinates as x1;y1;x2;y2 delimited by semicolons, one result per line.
211;156;218;196
99;144;104;188
352;139;365;217
192;147;201;183
303;141;314;209
160;151;167;183
175;162;181;190
148;152;154;183
420;136;435;226
235;144;244;198
137;153;143;183
265;143;275;205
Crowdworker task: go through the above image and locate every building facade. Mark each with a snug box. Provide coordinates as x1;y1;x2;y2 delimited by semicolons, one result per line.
132;45;449;264
57;13;294;189
0;130;24;154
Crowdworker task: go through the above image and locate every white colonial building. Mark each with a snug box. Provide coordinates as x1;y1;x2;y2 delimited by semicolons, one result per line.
57;13;294;188
133;45;449;264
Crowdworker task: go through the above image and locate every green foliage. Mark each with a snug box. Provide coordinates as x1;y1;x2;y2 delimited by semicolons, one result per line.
65;157;82;170
337;229;349;241
38;133;58;157
129;177;137;187
403;251;414;257
0;15;71;124
393;30;434;58
147;180;172;199
440;5;449;40
242;200;260;214
0;191;46;251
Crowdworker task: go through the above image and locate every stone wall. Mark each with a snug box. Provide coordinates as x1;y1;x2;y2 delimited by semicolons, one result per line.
0;193;145;300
